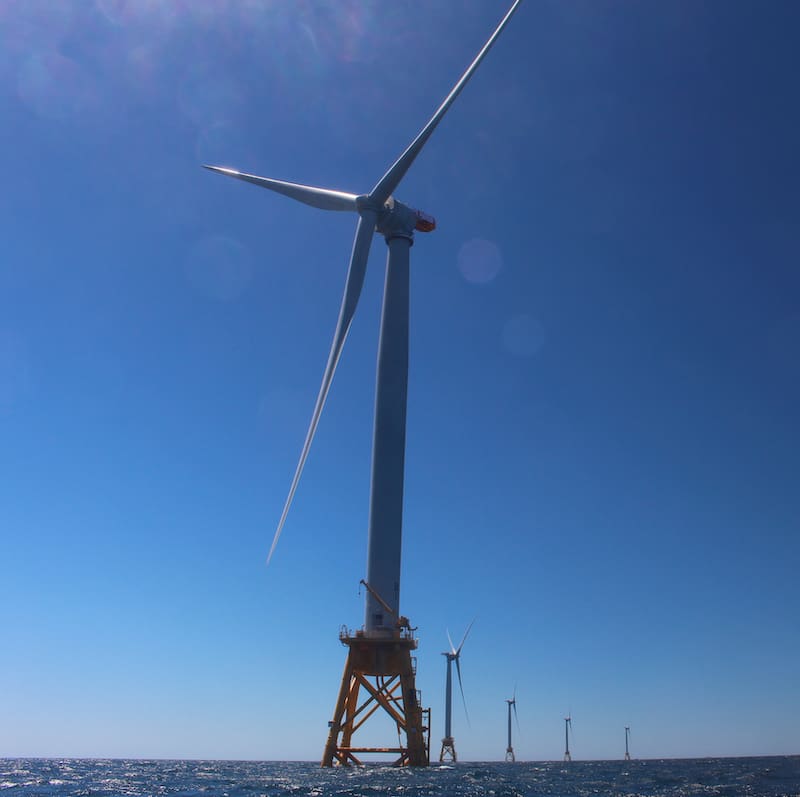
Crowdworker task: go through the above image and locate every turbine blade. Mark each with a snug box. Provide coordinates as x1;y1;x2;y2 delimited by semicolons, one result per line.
368;0;523;205
513;701;521;733
267;210;377;563
455;656;470;727
446;629;457;655
203;165;359;212
456;617;476;654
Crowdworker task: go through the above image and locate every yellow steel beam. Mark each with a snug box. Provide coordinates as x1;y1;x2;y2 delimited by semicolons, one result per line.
354;672;407;728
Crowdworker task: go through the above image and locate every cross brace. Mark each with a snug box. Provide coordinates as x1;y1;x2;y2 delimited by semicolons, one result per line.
321;630;430;767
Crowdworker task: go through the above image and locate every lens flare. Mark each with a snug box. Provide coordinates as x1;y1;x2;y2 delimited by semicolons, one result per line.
457;237;503;284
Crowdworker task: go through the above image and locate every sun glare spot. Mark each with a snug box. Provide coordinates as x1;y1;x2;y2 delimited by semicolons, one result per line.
457;238;504;284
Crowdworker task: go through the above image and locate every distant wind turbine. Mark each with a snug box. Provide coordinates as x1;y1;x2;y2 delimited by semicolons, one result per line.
505;689;519;762
440;621;474;762
624;725;631;761
563;714;573;762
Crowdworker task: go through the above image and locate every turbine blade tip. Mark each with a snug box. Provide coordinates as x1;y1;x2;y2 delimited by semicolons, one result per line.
203;164;236;175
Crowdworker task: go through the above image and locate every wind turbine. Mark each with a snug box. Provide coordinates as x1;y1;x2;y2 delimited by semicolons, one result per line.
624;725;631;761
205;1;523;768
504;689;519;762
439;621;474;762
563;714;573;762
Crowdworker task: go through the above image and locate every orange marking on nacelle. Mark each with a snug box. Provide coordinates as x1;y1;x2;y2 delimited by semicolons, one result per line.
415;210;436;232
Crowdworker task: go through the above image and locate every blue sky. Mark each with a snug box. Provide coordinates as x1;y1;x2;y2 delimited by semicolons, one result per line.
2;0;799;762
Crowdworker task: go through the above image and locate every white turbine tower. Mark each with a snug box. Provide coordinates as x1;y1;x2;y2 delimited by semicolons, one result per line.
205;1;523;768
504;689;519;762
439;621;474;762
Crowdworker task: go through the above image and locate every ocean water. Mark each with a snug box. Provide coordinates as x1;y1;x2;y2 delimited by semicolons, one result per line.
2;757;799;797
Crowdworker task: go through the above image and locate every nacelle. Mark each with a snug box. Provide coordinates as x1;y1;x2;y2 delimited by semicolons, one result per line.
378;197;437;237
